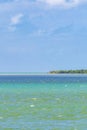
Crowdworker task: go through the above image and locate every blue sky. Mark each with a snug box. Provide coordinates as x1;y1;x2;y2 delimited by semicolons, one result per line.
0;0;87;72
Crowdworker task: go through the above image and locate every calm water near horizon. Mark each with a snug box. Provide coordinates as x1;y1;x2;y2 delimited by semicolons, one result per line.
0;74;87;129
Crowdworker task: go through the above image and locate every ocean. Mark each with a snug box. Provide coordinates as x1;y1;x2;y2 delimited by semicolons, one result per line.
0;74;87;129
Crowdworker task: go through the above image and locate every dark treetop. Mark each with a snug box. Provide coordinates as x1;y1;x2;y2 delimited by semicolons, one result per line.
49;70;87;74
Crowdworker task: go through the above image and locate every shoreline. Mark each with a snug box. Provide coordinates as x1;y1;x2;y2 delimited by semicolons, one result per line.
0;73;87;76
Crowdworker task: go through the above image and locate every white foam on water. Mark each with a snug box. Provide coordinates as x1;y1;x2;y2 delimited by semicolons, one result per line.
30;105;35;107
0;117;3;119
58;115;63;118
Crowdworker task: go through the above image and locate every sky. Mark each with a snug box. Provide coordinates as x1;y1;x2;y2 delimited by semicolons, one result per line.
0;0;87;72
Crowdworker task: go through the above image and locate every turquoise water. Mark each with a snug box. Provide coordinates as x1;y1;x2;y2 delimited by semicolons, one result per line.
0;75;87;129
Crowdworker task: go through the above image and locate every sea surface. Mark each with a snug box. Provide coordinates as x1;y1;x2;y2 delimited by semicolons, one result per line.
0;74;87;130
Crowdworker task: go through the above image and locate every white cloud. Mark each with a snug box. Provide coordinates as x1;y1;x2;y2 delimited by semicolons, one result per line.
38;0;87;8
7;13;24;32
10;13;23;25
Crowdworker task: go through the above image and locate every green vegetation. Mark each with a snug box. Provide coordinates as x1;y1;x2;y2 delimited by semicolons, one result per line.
49;69;87;74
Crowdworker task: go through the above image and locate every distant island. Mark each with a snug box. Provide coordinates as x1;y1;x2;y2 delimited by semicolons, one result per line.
49;70;87;74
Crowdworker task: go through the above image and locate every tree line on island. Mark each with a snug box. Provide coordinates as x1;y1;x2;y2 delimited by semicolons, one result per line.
49;69;87;74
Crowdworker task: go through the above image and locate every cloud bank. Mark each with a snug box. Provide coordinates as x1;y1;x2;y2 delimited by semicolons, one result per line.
38;0;87;8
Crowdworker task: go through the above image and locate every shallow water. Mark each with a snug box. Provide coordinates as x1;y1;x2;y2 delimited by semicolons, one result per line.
0;75;87;129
